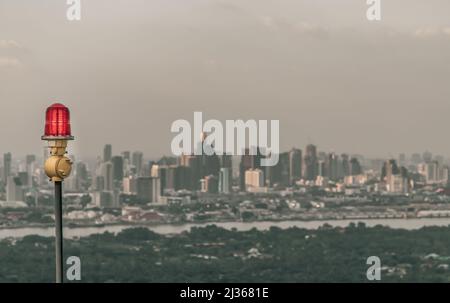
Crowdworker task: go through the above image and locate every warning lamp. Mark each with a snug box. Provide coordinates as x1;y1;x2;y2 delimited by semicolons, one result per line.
42;103;74;140
42;103;74;182
41;102;74;283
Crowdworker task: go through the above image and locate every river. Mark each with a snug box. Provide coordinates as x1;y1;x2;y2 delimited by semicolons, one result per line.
1;218;450;239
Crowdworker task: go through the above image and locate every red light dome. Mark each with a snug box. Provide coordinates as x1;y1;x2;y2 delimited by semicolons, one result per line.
42;103;74;140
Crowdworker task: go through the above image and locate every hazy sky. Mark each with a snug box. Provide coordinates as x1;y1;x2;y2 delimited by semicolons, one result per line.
1;0;450;160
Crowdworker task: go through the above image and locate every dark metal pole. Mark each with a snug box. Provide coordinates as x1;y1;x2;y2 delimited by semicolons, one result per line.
55;181;63;283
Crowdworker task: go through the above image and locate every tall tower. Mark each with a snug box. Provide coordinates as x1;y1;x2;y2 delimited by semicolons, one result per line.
341;154;350;177
103;144;112;162
101;161;114;191
2;152;12;184
239;148;263;191
289;148;302;185
219;167;231;194
303;144;318;181
111;155;124;182
132;151;144;176
6;176;24;202
327;152;339;181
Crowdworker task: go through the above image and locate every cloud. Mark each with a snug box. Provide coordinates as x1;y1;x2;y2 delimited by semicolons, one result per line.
0;40;22;49
0;40;25;68
294;22;329;38
259;16;329;38
0;57;22;68
413;26;450;38
213;1;245;14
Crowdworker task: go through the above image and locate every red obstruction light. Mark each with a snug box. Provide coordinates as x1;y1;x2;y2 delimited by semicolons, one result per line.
42;103;74;140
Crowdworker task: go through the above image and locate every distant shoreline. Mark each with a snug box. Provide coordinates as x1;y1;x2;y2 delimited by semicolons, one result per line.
1;214;450;232
2;216;450;239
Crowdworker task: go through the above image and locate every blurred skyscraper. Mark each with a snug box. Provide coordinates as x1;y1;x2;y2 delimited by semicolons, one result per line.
201;175;218;193
132;151;144;176
112;156;124;182
239;148;263;191
245;169;265;191
2;152;12;184
136;177;161;203
303;144;318;181
6;176;24;202
103;144;112;162
219;167;231;194
289;148;302;186
349;158;362;176
101;161;114;191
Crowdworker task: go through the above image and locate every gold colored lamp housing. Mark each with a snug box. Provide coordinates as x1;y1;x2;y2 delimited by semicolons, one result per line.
43;140;73;182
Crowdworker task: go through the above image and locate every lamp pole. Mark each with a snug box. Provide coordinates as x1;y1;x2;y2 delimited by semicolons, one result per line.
55;181;63;283
42;103;74;283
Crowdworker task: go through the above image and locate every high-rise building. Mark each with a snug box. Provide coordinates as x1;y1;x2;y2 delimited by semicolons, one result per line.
180;154;200;190
388;174;408;194
121;151;131;162
25;154;36;187
279;152;290;186
201;175;218;193
26;154;36;166
349;158;362;176
103;144;112;162
383;159;411;193
123;176;137;194
111;156;124;182
93;191;119;208
132;151;144;176
327;153;340;181
17;172;29;189
419;161;444;184
220;154;233;170
317;160;326;177
94;175;105;191
136;177;161;203
75;162;89;190
6;176;24;202
219;167;231;194
303;144;318;181
245;169;265;190
289;148;302;186
157;165;193;193
151;164;159;178
2;152;12;184
100;162;114;191
341;154;350;177
382;160;399;182
239;148;263;191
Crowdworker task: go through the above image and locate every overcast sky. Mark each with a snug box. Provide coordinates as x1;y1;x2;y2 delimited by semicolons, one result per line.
1;0;450;160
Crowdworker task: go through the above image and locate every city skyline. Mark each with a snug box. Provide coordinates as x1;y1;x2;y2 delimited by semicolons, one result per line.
2;142;450;164
2;145;450;165
1;140;449;209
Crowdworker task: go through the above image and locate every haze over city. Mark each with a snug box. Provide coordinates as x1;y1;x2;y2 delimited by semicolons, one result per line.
1;0;450;159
